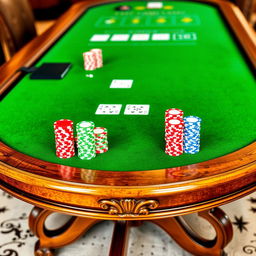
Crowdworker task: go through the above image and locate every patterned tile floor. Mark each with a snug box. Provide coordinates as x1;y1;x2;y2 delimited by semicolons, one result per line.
1;190;256;256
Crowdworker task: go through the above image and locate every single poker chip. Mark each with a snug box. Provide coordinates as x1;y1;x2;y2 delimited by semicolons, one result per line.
54;119;75;159
76;121;96;160
165;118;184;156
94;127;108;154
165;108;184;119
115;5;132;11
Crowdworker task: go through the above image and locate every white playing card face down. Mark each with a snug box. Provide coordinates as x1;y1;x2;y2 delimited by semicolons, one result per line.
152;33;170;41
111;34;130;41
96;104;122;115
131;34;150;41
147;2;163;9
110;79;133;88
90;34;110;42
124;105;150;115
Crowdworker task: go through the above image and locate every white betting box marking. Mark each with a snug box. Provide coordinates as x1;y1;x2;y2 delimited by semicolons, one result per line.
147;2;163;9
90;34;110;42
110;79;133;89
152;33;170;41
131;34;150;41
111;34;130;41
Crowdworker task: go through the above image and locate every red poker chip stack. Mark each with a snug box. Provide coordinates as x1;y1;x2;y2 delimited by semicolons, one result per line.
165;119;184;156
94;127;108;154
54;119;75;159
83;52;97;71
165;109;184;156
90;49;103;68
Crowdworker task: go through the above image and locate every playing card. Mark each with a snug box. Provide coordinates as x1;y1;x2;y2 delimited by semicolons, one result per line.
152;33;170;41
111;34;130;41
95;104;122;115
147;2;163;9
110;79;133;88
90;34;110;42
124;105;150;115
131;34;150;41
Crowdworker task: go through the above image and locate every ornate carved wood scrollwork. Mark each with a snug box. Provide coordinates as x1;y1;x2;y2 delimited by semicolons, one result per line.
99;199;159;216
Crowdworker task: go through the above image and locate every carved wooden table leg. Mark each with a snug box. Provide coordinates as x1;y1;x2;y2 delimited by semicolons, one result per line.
29;207;102;256
109;221;130;256
151;208;233;256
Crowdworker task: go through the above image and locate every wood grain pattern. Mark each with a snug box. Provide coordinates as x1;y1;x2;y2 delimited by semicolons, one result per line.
152;208;233;256
0;140;256;220
29;207;233;256
109;221;130;256
0;0;255;221
29;206;101;255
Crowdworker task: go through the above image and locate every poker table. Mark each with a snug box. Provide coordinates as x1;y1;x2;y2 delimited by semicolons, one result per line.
0;0;255;255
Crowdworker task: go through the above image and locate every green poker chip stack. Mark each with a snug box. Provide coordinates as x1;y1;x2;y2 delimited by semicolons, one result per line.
76;121;96;160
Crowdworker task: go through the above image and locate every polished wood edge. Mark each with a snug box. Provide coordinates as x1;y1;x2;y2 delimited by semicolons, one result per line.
1;181;255;220
1;152;255;217
195;0;256;68
218;1;256;67
0;1;99;95
0;0;255;184
1;140;256;187
0;0;256;216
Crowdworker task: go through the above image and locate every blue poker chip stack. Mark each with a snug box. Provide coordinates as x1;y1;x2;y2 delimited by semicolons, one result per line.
183;116;201;154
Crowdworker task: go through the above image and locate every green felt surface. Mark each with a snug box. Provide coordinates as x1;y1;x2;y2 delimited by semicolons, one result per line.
0;1;255;172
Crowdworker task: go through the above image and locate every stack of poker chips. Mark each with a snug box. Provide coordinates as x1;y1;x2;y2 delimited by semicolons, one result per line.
165;109;201;156
76;121;96;160
184;116;201;154
165;109;184;156
83;48;103;71
54;120;108;160
91;49;103;68
83;52;96;71
54;119;75;159
94;127;108;154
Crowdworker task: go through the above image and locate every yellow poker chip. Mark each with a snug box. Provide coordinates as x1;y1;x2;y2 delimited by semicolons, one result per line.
132;18;140;24
156;18;167;23
134;6;145;10
164;5;174;10
181;17;193;23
